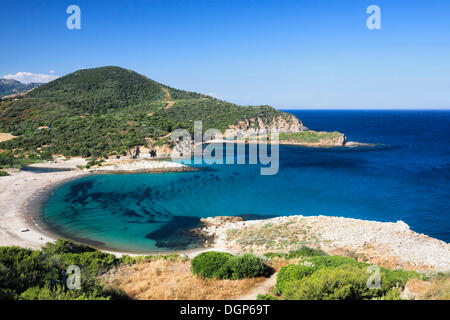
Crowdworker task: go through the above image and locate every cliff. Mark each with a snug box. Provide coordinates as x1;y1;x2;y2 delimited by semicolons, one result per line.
224;114;308;138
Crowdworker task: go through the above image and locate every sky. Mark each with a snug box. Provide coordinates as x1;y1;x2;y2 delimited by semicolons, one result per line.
1;0;449;109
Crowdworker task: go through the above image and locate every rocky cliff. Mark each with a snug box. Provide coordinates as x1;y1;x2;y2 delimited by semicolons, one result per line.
224;114;308;138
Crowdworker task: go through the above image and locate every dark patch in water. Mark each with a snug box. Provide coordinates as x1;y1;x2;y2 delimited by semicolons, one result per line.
239;214;277;221
145;216;203;250
123;209;143;218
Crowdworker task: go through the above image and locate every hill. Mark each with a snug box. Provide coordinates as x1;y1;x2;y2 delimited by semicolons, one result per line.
0;79;42;97
0;66;304;159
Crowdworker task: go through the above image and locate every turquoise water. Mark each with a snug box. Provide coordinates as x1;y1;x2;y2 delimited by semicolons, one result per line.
42;110;450;252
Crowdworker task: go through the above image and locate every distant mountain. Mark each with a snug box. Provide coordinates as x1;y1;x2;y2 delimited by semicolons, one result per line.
0;79;42;97
0;66;304;159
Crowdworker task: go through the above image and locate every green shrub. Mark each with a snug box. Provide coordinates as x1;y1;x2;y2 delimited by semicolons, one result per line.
275;264;317;294
41;239;97;255
283;265;376;300
0;240;131;300
191;251;233;279
303;255;366;269
19;284;111;300
381;287;402;300
118;254;181;265
257;294;279;300
265;247;327;260
191;252;271;280
219;254;272;280
0;170;9;176
379;268;420;291
277;256;420;300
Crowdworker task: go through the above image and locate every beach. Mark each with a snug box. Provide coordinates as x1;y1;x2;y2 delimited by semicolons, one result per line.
0;164;87;249
0;158;190;251
1;156;449;273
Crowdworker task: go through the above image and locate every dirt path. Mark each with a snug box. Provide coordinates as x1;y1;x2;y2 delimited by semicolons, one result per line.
164;101;175;109
0;133;16;142
160;87;175;109
235;272;278;300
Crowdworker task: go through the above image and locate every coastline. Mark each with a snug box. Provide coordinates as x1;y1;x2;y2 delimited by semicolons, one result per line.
2;159;449;271
0;159;197;255
197;216;450;272
204;139;375;148
0;167;87;250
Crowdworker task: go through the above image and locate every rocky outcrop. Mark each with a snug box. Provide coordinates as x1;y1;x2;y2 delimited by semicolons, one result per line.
196;215;450;272
224;114;308;138
91;159;193;173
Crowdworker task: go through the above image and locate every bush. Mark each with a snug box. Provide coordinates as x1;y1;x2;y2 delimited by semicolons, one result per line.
191;252;271;280
0;240;130;300
275;264;317;294
283;265;376;300
219;254;272;280
303;255;365;269
264;246;327;260
0;170;8;176
286;247;327;259
41;239;97;255
276;255;421;300
19;284;111;300
257;294;279;300
191;251;233;279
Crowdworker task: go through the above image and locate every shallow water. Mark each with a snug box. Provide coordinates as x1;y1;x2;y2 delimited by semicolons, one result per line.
42;110;450;252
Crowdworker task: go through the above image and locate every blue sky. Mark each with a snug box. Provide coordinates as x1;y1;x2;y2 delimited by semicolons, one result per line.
1;0;449;109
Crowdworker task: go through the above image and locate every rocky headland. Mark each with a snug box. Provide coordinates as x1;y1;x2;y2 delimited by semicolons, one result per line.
195;215;450;273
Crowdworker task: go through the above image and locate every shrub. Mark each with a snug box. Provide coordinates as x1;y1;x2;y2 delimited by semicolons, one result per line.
191;252;271;280
303;255;365;269
219;254;272;280
283;265;375;300
41;239;97;255
191;251;233;279
257;294;279;300
0;240;130;300
0;170;9;176
277;257;420;300
275;264;317;294
286;247;327;259
264;247;327;260
19;284;111;300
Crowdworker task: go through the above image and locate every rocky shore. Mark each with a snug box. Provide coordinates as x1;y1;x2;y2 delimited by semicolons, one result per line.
90;159;193;173
195;215;450;272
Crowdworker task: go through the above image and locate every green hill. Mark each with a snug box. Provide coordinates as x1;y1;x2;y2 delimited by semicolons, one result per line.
0;66;302;159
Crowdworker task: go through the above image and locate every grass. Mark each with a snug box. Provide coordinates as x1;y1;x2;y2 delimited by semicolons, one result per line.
225;217;318;252
279;131;343;143
103;259;265;300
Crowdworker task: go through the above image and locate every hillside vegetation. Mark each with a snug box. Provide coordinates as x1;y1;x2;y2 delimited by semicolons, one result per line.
0;66;298;159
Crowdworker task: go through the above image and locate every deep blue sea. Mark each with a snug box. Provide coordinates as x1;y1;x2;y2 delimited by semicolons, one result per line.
42;110;450;252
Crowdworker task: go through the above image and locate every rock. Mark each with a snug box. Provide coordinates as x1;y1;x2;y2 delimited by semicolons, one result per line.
400;279;432;300
200;216;243;227
394;221;410;233
224;115;308;138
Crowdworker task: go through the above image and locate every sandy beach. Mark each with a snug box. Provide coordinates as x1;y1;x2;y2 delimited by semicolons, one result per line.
0;158;192;251
1;158;449;272
0;163;87;249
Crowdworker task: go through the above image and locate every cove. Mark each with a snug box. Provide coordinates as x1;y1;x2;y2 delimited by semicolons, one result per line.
41;110;450;252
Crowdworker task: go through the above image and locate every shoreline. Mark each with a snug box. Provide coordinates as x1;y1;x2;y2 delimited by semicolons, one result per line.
1;159;449;271
204;139;376;148
0;159;202;256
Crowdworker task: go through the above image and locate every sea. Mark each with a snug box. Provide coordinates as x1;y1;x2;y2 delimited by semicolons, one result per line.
41;110;450;252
